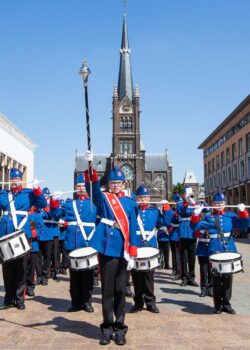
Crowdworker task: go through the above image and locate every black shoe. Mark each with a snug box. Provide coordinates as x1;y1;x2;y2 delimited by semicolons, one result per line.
61;268;67;275
26;289;35;297
188;279;199;287
130;304;143;313
82;304;94;313
16;304;25;310
41;279;48;286
172;274;181;281
164;265;172;270
99;332;112;345
0;303;15;310
147;305;160;313
222;306;236;315
115;334;126;346
206;289;213;297
199;290;206;297
126;288;134;298
67;306;82;312
51;273;58;280
213;307;222;314
36;278;42;285
180;279;187;287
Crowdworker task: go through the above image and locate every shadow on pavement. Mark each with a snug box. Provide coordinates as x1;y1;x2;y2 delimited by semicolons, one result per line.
32;296;74;312
160;287;199;296
158;297;214;315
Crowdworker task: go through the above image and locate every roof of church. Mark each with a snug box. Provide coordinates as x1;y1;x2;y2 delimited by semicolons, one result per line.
117;15;133;102
183;171;197;184
75;153;170;172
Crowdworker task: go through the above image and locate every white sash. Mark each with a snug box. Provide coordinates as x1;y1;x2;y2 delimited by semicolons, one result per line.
8;192;28;230
72;200;95;243
137;214;157;242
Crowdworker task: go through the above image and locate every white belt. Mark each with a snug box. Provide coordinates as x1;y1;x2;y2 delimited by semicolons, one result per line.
43;220;59;225
172;224;179;227
4;210;27;216
67;222;95;227
199;238;210;243
180;217;191;221
136;230;154;236
100;218;116;226
210;232;231;238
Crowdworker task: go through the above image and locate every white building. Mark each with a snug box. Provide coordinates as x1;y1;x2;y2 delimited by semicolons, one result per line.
0;112;36;186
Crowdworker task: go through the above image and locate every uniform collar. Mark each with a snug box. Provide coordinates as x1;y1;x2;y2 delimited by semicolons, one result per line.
213;209;225;215
77;194;88;200
116;191;125;198
139;204;149;210
11;186;22;194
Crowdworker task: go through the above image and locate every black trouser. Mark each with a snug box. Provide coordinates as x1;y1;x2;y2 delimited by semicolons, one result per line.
51;237;60;275
180;238;197;281
2;254;28;306
131;269;156;307
213;273;233;309
198;256;212;291
99;254;128;336
58;240;69;269
35;251;42;280
170;241;181;276
27;252;40;290
69;268;94;307
158;241;170;268
39;240;53;281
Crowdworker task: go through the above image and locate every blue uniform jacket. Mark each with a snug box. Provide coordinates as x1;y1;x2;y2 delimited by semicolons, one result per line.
162;209;180;242
177;201;195;239
0;188;46;239
136;207;166;247
192;211;249;255
195;230;210;257
86;181;138;259
28;212;44;252
56;197;97;251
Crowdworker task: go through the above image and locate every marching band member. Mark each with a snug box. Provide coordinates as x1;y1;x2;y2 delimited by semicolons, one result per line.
157;227;171;270
85;150;138;346
178;187;199;287
191;192;249;314
169;195;181;280
130;185;167;314
51;175;97;313
0;167;46;310
58;199;68;275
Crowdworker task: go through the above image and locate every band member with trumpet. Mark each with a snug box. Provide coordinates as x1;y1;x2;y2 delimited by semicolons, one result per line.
51;175;98;313
0;168;46;310
191;192;249;314
85;150;138;346
178;187;199;287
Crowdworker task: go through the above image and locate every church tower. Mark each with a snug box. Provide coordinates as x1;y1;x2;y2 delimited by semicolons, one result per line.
111;15;145;192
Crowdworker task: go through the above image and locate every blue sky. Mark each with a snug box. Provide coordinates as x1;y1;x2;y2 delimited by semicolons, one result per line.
0;0;250;193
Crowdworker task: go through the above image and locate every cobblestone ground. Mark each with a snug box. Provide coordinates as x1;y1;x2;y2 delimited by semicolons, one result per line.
0;239;250;350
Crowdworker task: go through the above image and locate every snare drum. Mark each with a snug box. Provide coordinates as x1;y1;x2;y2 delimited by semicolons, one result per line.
69;247;98;271
209;252;243;275
0;230;31;262
133;247;160;271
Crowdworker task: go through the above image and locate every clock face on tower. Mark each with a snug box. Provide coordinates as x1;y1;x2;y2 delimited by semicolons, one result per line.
122;102;131;112
121;164;133;180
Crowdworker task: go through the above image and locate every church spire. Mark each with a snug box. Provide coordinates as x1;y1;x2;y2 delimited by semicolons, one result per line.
117;14;133;102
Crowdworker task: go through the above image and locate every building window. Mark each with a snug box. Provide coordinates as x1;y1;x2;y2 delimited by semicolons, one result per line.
226;148;230;164
238;138;243;156
240;160;245;178
212;158;215;172
209;177;212;191
121;164;133;180
216;155;220;169
208;161;211;175
246;133;250;152
119;140;133;154
227;167;231;182
233;163;237;180
204;164;207;177
217;173;220;187
221;151;224;167
248;157;250;176
213;175;216;189
232;143;236;160
120;116;133;132
222;170;226;185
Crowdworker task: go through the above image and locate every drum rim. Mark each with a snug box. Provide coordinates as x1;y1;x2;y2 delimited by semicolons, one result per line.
209;252;242;262
69;252;97;260
0;230;25;243
70;263;98;271
135;252;159;260
1;249;31;262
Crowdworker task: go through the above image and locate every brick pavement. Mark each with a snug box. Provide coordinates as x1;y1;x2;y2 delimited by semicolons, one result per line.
0;239;250;349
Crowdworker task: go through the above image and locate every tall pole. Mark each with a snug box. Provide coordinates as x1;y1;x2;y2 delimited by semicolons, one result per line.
79;60;93;206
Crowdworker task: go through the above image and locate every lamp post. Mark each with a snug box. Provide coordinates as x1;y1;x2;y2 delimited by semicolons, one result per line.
79;60;93;205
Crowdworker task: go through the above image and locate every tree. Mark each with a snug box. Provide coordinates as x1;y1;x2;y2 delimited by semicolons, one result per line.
172;182;184;198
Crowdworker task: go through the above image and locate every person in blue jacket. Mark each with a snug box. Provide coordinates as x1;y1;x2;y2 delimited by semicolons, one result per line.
191;192;249;314
51;174;98;313
0;167;46;310
130;185;167;314
85;150;138;347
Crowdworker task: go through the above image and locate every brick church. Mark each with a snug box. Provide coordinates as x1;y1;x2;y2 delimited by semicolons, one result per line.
75;15;173;200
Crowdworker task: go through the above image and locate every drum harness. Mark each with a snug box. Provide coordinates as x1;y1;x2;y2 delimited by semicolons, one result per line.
212;216;230;251
137;214;157;245
5;193;28;231
70;200;96;245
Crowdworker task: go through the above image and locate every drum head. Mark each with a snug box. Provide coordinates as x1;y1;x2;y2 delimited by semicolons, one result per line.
210;252;241;261
137;247;159;258
69;247;97;258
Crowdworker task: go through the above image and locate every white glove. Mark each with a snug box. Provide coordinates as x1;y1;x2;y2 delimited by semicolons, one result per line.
238;203;246;212
52;191;63;200
85;150;93;162
187;196;195;205
161;200;169;205
194;205;203;216
32;178;40;189
127;257;135;271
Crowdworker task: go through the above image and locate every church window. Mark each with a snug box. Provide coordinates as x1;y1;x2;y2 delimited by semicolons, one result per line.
120;116;133;132
119;140;134;154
